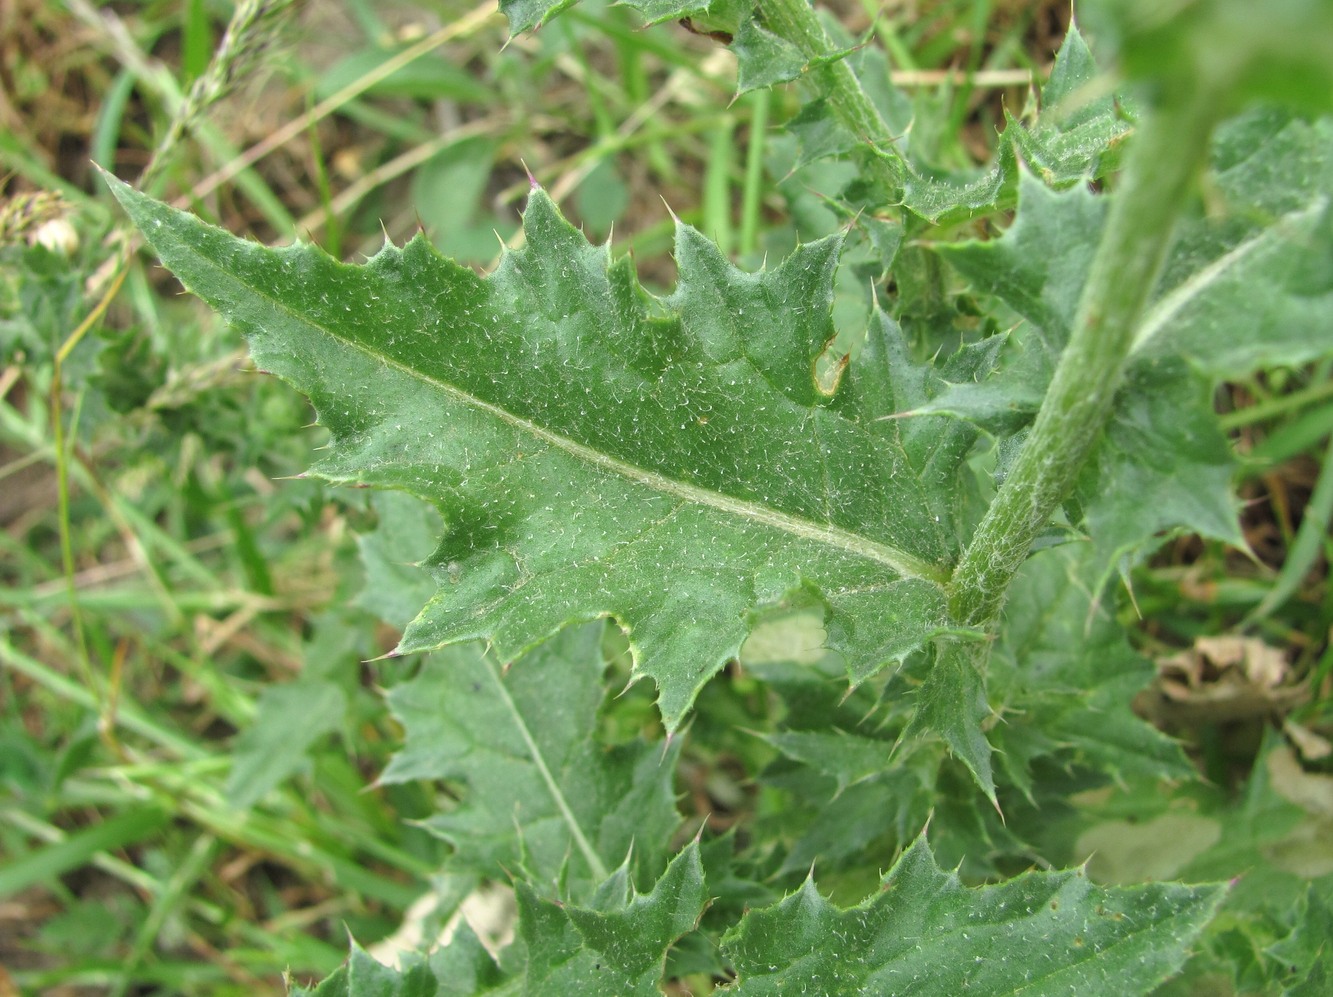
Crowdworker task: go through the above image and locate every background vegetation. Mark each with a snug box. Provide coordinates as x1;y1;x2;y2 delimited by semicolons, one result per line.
2;0;1330;993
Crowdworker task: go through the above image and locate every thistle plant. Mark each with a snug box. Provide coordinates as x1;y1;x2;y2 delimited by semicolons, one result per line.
97;0;1333;992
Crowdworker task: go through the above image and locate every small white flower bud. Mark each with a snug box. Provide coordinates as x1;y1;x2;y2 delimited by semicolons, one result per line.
33;217;80;256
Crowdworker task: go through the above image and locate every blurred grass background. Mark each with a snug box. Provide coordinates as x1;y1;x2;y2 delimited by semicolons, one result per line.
1;0;1328;993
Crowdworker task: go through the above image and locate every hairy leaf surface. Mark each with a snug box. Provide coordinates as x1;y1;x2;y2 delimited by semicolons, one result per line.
731;14;807;93
107;175;961;731
498;0;580;34
722;833;1225;995
1131;111;1333;374
517;841;707;995
380;624;679;895
941;112;1333;386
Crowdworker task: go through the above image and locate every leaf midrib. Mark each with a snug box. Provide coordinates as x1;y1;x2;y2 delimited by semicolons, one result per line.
1131;197;1328;356
483;655;610;883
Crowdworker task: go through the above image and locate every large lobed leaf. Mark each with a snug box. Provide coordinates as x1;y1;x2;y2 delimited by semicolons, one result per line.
296;831;1222;996
105;173;968;733
379;624;679;897
360;490;681;894
722;833;1226;995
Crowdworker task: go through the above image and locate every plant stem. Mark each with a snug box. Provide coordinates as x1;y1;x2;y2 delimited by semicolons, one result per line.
763;0;909;192
948;93;1221;631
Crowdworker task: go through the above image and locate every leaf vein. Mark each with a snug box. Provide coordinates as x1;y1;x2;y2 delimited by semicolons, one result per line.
482;654;610;883
1131;198;1327;355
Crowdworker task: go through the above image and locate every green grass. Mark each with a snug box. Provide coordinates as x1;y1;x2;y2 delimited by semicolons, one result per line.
1;0;1328;993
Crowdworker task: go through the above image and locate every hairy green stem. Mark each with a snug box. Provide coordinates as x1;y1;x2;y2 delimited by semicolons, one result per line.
948;93;1221;630
763;0;909;192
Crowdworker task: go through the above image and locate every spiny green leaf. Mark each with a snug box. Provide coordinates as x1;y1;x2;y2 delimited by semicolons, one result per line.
938;115;1331;391
784;22;1127;223
1079;360;1243;577
732;13;806;94
287;940;438;997
916;21;1127;220
105;173;962;734
518;841;707;995
290;847;706;997
426;922;509;995
1131;111;1333;376
921;173;1108;434
1269;885;1333;995
785;45;912;163
763;758;937;878
722;833;1226;995
743;621;944;877
850;311;1001;545
498;0;579;35
899;643;996;804
1041;20;1108;117
989;545;1195;799
898;141;1020;227
937;172;1105;355
619;0;712;26
1095;110;1332;567
379;624;679;896
758;728;889;795
1006;21;1130;188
